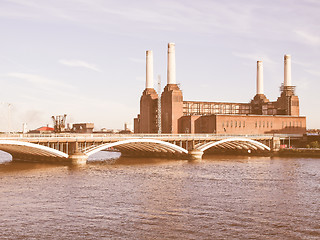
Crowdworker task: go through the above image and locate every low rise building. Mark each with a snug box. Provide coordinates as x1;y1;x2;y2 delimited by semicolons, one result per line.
72;123;94;133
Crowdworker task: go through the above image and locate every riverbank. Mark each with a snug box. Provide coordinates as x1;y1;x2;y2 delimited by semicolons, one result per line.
204;148;320;158
276;148;320;157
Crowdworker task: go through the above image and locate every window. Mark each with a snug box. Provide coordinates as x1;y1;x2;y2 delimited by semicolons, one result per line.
259;121;261;127
263;121;265;128
243;121;245;127
226;121;229;127
235;121;237;127
255;121;257;128
267;121;269;128
231;120;233;127
271;122;273;128
222;122;224;128
239;121;241;127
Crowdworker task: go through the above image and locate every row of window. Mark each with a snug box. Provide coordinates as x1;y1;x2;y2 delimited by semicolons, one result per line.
183;102;251;115
282;121;302;128
255;121;273;128
221;120;303;129
222;121;246;128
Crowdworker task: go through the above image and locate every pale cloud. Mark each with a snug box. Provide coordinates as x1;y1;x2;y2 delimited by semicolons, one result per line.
292;60;313;68
294;30;320;46
2;0;76;21
305;69;320;77
1;0;320;130
232;52;276;64
0;0;256;34
59;59;102;72
5;72;72;89
129;57;144;64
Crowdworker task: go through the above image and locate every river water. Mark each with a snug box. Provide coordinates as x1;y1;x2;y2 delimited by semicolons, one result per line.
0;151;319;240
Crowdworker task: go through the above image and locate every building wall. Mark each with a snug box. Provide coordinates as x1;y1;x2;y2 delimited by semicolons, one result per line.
178;114;306;134
134;116;140;133
136;78;304;135
194;115;217;133
178;115;201;133
182;88;300;117
161;84;183;134
72;123;94;133
139;89;158;133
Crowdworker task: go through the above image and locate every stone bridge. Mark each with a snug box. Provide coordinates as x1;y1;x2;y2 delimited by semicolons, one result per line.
0;133;300;164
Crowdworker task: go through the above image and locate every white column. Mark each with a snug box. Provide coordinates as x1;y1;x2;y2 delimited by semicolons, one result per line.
257;61;263;94
284;54;292;86
146;50;153;89
167;43;176;84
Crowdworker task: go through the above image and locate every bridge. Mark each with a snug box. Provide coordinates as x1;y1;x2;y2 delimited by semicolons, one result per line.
0;133;300;164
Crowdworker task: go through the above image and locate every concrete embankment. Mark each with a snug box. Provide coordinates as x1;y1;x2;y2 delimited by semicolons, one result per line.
276;148;320;157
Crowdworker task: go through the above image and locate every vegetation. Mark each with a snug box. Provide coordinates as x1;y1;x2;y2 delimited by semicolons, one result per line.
306;141;320;148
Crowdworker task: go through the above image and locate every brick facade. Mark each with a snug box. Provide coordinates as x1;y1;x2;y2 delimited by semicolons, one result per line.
134;82;306;135
178;114;306;134
161;84;183;134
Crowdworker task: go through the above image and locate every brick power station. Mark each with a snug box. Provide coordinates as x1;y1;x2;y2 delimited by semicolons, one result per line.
134;43;306;135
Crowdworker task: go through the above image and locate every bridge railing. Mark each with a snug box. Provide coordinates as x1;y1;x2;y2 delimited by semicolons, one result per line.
0;133;303;140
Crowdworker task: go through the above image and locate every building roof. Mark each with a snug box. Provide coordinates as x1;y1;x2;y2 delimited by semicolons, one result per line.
36;126;55;131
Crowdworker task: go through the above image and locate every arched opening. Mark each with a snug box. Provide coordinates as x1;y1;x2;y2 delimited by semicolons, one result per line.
0;150;13;163
85;139;188;159
198;138;271;155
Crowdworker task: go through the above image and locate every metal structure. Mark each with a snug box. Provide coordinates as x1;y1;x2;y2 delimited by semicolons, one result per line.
157;75;161;134
51;114;67;133
0;133;299;164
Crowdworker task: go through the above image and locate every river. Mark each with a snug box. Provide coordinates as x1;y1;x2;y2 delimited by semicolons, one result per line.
0;151;319;239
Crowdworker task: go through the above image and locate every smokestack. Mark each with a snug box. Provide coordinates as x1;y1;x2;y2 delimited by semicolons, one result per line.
256;61;263;94
167;43;176;84
146;50;153;89
284;54;292;86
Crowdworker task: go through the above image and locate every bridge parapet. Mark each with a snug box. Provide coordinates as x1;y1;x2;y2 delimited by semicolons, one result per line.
0;134;302;164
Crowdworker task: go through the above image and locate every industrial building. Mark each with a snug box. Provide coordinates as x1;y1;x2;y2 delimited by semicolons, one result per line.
134;43;306;135
72;123;94;133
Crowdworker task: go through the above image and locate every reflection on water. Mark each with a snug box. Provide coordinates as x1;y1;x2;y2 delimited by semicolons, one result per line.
0;151;320;239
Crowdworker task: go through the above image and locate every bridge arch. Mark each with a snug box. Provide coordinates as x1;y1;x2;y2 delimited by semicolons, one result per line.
85;139;189;157
197;138;271;152
0;140;68;159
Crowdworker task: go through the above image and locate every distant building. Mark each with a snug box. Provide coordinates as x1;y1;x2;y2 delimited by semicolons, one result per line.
134;43;306;135
72;123;94;133
29;126;55;134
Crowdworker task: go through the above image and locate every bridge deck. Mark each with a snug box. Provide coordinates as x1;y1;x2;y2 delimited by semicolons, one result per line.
0;133;303;143
0;133;302;164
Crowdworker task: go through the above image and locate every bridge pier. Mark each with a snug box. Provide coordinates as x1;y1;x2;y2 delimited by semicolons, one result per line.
188;149;204;160
271;137;281;152
68;152;88;165
67;142;88;164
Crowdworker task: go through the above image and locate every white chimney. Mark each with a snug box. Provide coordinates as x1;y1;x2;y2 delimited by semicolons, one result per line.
167;43;176;84
284;54;292;86
146;50;153;89
257;61;264;94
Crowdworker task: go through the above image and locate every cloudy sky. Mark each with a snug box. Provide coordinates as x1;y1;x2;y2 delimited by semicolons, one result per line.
0;0;319;131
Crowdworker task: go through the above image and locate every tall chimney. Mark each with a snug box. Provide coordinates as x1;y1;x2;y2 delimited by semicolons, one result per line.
284;54;292;86
257;61;263;95
167;43;176;84
146;50;153;89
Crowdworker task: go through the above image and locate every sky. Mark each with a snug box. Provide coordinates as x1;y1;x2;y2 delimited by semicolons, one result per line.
0;0;319;132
